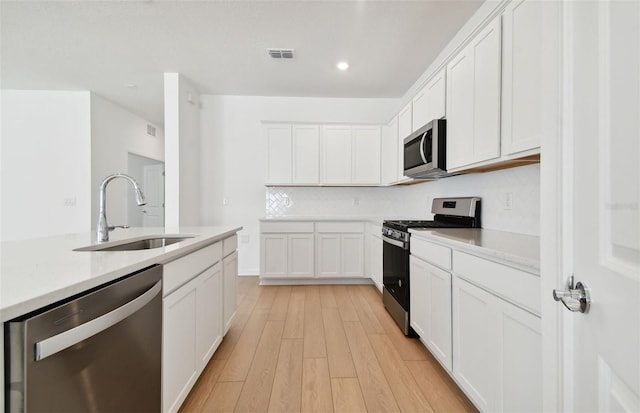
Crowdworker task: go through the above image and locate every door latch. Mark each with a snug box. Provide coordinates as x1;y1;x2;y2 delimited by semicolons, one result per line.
553;275;591;313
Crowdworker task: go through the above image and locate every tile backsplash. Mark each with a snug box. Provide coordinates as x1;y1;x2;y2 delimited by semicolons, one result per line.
266;164;540;235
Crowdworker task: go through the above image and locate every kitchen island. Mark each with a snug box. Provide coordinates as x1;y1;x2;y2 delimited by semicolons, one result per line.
1;225;241;413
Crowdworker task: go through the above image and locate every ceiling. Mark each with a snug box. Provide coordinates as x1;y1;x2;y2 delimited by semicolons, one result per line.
1;1;484;126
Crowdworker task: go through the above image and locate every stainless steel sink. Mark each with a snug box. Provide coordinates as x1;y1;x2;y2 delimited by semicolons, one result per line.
74;236;194;252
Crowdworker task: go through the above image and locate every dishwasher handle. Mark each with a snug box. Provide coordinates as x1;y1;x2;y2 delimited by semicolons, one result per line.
34;280;162;361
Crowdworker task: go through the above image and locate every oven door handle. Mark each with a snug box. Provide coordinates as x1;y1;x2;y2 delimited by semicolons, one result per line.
382;235;408;250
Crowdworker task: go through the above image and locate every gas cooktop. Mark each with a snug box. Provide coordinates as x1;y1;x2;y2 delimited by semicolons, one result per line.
383;197;482;232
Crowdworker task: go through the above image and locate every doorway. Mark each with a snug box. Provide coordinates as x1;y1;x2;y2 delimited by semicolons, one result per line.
127;153;165;227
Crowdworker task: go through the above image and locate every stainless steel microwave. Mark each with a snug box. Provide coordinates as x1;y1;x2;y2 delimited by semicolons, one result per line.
403;119;452;179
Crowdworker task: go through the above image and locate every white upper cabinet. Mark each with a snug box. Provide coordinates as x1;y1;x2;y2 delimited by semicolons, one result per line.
398;101;413;141
412;69;447;132
265;124;292;184
351;125;381;185
321;125;352;184
447;16;502;171
292;124;320;184
501;0;545;156
381;116;399;185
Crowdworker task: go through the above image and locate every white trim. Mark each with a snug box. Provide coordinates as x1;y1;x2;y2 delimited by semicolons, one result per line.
540;0;565;411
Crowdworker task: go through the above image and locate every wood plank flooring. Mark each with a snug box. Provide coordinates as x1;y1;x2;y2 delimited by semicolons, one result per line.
180;277;477;413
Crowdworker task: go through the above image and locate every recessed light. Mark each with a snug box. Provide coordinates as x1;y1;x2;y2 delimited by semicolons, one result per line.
337;61;349;71
125;83;137;88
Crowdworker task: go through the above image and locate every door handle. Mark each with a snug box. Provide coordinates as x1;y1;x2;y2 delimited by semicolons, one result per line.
553;275;591;313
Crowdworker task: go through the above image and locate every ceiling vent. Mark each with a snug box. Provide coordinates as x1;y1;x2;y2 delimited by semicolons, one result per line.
267;48;295;59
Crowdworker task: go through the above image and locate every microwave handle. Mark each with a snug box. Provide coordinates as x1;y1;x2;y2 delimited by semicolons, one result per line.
419;132;428;164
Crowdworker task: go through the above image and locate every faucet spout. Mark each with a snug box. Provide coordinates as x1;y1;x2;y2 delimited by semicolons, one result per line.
96;173;146;242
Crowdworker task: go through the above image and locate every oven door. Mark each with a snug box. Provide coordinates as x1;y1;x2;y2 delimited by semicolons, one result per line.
382;234;409;310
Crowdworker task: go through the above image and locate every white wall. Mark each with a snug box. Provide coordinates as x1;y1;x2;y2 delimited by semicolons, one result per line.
267;164;540;236
90;93;164;228
0;90;91;241
200;95;400;274
164;73;201;228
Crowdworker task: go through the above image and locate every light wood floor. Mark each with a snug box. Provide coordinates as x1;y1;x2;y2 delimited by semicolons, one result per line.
179;277;477;413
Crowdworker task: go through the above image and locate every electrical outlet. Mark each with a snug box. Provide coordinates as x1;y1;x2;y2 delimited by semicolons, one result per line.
504;192;513;210
353;197;359;206
283;195;291;207
223;196;229;206
63;197;76;207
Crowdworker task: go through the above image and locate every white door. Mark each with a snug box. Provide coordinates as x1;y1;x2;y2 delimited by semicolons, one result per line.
142;163;164;227
550;2;640;411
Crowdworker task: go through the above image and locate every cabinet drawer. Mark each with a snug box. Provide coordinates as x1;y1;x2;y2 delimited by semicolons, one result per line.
411;238;452;270
223;235;237;257
261;222;314;233
316;222;364;233
453;250;540;315
164;242;222;296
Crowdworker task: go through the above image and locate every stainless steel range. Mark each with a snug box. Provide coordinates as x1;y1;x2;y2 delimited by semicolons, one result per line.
382;197;481;335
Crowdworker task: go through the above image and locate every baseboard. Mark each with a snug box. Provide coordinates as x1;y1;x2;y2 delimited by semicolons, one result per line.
259;277;375;286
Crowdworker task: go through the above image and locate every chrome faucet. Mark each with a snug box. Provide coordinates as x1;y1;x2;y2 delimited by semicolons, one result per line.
96;173;146;242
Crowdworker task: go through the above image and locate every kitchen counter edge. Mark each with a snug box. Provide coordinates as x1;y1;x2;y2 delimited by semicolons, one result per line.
409;228;540;274
0;226;242;322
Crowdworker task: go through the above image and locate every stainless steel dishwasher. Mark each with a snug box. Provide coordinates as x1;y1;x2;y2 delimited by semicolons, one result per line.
5;265;162;412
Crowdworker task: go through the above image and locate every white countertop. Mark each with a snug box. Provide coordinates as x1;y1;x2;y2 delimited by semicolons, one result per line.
0;226;242;322
409;228;540;273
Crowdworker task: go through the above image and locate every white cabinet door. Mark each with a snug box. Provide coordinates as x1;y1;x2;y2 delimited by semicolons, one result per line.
501;0;544;156
410;256;452;371
163;277;199;413
381;116;398;185
288;233;315;277
497;296;542;413
426;69;446;122
424;262;452;371
260;234;288;278
292;124;320;184
223;251;238;334
316;234;341;278
452;276;498;412
412;69;446;132
321;125;352;184
371;236;383;291
453;275;541;412
409;256;429;339
341;234;364;277
447;17;502;170
398;101;413;140
196;263;223;368
265;124;292;184
351;125;381;185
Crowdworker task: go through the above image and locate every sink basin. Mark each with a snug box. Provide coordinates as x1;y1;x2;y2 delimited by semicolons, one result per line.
74;236;195;252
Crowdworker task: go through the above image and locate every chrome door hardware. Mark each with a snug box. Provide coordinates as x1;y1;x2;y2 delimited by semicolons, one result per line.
553;275;591;313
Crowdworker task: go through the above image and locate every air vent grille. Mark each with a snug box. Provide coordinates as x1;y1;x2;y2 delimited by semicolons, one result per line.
267;48;295;59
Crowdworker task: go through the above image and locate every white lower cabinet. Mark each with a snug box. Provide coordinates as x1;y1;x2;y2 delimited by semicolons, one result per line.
409;256;452;371
288;234;315;276
367;227;383;291
223;250;238;334
260;232;315;278
452;276;542;413
162;237;238;413
163;261;222;413
316;233;364;278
